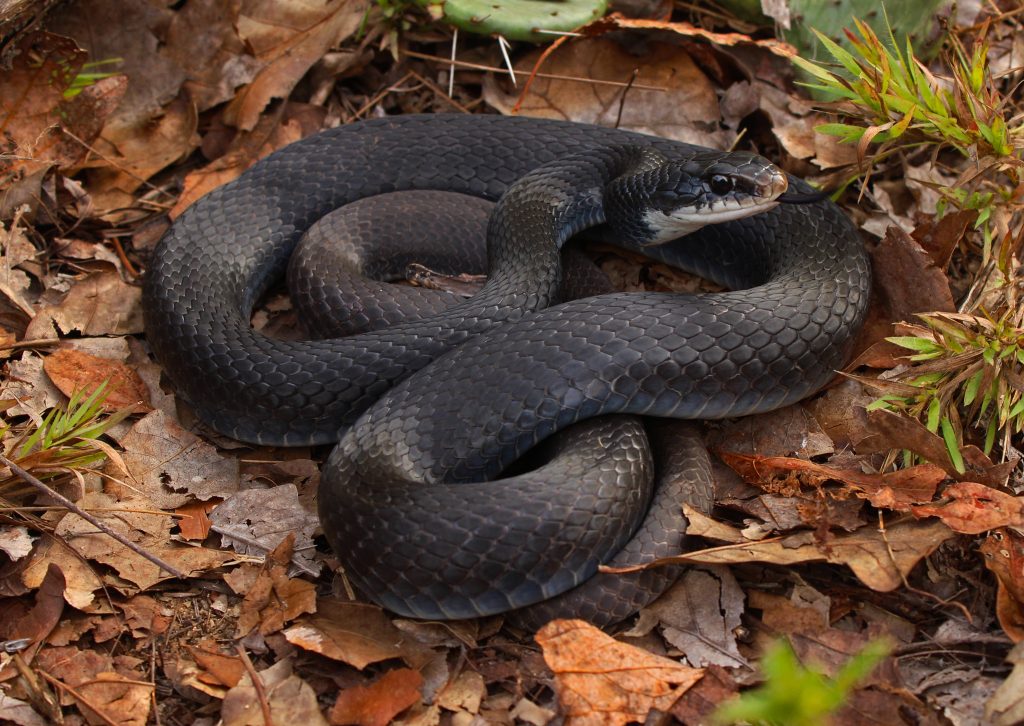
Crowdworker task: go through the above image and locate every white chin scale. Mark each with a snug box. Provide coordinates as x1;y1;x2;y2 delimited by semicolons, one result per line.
640;200;780;246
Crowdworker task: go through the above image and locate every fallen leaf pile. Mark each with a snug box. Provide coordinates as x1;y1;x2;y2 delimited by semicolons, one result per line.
0;0;1021;723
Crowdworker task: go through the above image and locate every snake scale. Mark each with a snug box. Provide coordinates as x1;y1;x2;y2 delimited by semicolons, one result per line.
143;113;871;623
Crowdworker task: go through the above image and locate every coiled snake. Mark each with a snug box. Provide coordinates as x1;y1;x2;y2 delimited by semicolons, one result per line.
143;114;870;624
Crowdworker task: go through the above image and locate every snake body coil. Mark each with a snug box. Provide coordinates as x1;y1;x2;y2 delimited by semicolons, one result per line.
144;114;870;622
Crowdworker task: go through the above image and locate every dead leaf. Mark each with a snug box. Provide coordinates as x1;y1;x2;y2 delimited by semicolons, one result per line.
211;483;319;574
718;451;945;511
851;225;956;366
0;692;50;726
711;405;834;458
637;506;957;592
228;534;316;637
1;216;38;317
70;672;153;726
911;209;976;270
34;645;151;725
224;0;368;131
24;269;144;339
111;409;239;509
175;499;217;541
805;379;881;452
283;599;432;670
46;0;197;214
118;595;171;638
670;665;738;724
860;408;1013;486
510;698;557;725
171;101;324;217
0;525;36;561
986;641;1024;725
487;38;730;149
7;564;65;650
630;567;747;668
913;482;1024;534
188;642;246;689
748;587;829;637
165;0;258;112
33;491;232;596
1;352;64;421
221;657;328;726
0;32;87;217
437;669;485;715
583;15;796;58
981;528;1024;643
536;619;703;725
754;81;857;169
22;537;104;610
329;668;424;726
43;348;151;413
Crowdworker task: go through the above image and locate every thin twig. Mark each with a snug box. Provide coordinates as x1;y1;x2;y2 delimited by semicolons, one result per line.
37;670;120;726
0;337;61;350
237;644;274;726
350;70;416;120
614;68;639;128
406;69;472;114
403;50;668;91
0;455;186;579
448;27;458;98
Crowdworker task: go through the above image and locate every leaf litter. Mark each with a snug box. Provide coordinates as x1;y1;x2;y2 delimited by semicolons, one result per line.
0;0;1020;723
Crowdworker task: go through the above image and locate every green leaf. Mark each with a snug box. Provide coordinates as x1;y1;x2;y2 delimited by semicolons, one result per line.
926;397;941;432
963;369;983;406
791;55;844;84
939;417;965;474
814;28;864;77
985;417;997;455
815;123;867;143
887;335;940;353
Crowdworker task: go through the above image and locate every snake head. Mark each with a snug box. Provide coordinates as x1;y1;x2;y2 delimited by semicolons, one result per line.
627;151;790;246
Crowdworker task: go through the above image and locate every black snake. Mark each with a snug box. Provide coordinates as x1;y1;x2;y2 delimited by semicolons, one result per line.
143;114;870;623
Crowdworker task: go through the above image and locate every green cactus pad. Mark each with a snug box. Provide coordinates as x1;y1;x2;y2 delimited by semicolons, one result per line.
783;0;948;62
423;0;607;42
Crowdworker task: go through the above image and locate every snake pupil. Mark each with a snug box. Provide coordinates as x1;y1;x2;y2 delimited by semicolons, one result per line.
708;174;734;195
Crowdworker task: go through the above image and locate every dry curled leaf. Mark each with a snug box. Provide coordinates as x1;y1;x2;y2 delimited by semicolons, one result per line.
583;15;796;58
913;482;1024;534
536;619;703;725
718;451;944;511
223;0;368;131
625;506;956;592
981;529;1024;643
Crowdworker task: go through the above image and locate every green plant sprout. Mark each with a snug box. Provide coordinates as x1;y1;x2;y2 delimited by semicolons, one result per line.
712;639;891;726
63;58;122;99
2;382;129;493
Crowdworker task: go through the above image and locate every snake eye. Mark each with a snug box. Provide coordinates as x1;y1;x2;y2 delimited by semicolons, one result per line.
708;174;734;195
